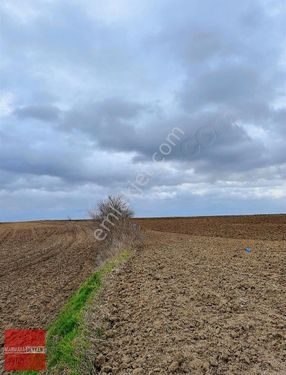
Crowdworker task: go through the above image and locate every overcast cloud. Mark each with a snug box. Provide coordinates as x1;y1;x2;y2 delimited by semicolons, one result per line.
0;0;285;221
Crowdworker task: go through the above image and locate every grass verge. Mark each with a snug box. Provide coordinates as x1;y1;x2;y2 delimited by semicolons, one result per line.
20;249;131;375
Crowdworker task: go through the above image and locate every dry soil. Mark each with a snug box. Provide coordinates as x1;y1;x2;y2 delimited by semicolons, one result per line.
90;216;286;374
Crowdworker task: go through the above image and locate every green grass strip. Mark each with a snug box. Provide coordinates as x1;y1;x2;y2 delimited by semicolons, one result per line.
19;249;131;375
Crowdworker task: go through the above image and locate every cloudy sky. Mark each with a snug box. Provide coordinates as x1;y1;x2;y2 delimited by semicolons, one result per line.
0;0;285;221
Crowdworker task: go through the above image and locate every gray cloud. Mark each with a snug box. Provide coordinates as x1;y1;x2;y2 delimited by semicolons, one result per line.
0;0;285;220
14;104;61;122
60;103;285;175
62;98;144;150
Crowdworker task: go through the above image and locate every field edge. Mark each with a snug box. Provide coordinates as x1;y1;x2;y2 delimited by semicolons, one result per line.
19;249;132;375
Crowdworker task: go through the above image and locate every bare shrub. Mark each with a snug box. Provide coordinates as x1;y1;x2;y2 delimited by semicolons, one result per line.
89;195;134;223
89;195;142;255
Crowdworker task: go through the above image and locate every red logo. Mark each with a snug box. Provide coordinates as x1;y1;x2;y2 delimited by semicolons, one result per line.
4;329;46;371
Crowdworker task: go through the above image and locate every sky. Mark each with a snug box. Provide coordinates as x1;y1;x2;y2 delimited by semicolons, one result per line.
0;0;285;221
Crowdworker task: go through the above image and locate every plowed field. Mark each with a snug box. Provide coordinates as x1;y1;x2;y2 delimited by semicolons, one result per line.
91;215;286;374
0;221;100;332
135;214;286;241
0;215;285;374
